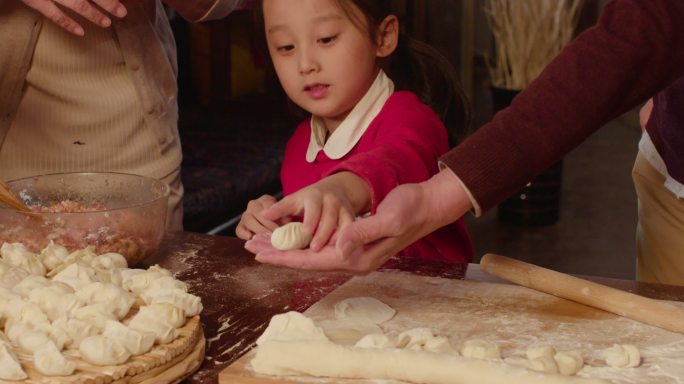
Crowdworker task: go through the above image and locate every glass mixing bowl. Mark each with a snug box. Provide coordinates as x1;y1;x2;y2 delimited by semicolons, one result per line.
0;172;169;266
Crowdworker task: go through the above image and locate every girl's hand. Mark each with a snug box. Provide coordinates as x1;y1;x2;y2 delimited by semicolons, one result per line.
21;0;127;36
235;194;280;240
251;183;431;274
260;178;357;251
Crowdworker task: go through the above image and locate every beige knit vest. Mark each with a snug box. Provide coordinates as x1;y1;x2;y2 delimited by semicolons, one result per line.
0;13;163;181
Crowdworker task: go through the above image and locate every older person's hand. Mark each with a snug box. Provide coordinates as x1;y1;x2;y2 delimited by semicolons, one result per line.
21;0;128;36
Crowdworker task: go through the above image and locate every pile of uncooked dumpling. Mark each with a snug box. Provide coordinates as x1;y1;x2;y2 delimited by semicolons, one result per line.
0;241;202;380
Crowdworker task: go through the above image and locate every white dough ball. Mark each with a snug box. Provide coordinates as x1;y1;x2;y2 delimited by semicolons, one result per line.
460;339;501;360
424;336;458;354
527;355;559;374
554;350;584;376
604;344;641;368
526;345;556;360
354;333;397;349
396;328;435;350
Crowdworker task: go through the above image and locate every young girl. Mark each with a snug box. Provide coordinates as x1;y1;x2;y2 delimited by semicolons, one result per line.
237;0;473;263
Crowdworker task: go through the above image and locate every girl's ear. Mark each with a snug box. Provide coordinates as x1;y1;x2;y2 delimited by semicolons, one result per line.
376;15;399;58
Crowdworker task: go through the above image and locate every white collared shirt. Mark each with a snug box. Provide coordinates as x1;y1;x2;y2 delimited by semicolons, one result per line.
306;70;394;162
639;131;684;199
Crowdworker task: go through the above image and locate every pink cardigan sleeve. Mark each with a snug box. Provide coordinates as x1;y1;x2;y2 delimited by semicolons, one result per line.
324;95;449;213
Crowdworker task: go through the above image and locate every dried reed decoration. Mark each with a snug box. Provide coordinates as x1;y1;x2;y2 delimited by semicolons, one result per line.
484;0;584;90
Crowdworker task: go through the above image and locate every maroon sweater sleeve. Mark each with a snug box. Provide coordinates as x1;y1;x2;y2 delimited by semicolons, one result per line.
440;0;684;212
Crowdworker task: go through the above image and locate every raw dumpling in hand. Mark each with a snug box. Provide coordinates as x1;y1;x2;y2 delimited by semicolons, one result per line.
33;342;75;376
75;282;135;319
79;335;130;366
102;320;155;355
0;341;27;380
270;222;312;251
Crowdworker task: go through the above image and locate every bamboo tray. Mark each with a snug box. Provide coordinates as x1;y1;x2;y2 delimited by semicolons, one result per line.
1;315;204;384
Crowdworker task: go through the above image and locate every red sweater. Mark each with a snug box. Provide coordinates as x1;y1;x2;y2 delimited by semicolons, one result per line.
281;92;473;263
441;0;684;212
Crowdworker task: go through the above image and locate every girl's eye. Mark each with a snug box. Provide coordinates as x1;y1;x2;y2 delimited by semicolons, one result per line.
318;35;337;45
276;44;295;53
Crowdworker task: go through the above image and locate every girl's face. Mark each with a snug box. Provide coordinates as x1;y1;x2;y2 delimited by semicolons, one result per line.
263;0;385;132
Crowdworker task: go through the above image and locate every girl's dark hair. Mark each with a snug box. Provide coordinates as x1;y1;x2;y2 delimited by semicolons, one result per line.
337;0;472;145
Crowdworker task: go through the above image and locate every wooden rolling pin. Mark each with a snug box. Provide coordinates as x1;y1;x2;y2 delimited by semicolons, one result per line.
480;253;684;334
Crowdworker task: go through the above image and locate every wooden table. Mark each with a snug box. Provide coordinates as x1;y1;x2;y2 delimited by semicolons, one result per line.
145;232;684;384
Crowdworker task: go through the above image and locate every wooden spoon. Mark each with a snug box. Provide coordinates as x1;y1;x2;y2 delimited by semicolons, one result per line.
0;179;33;213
